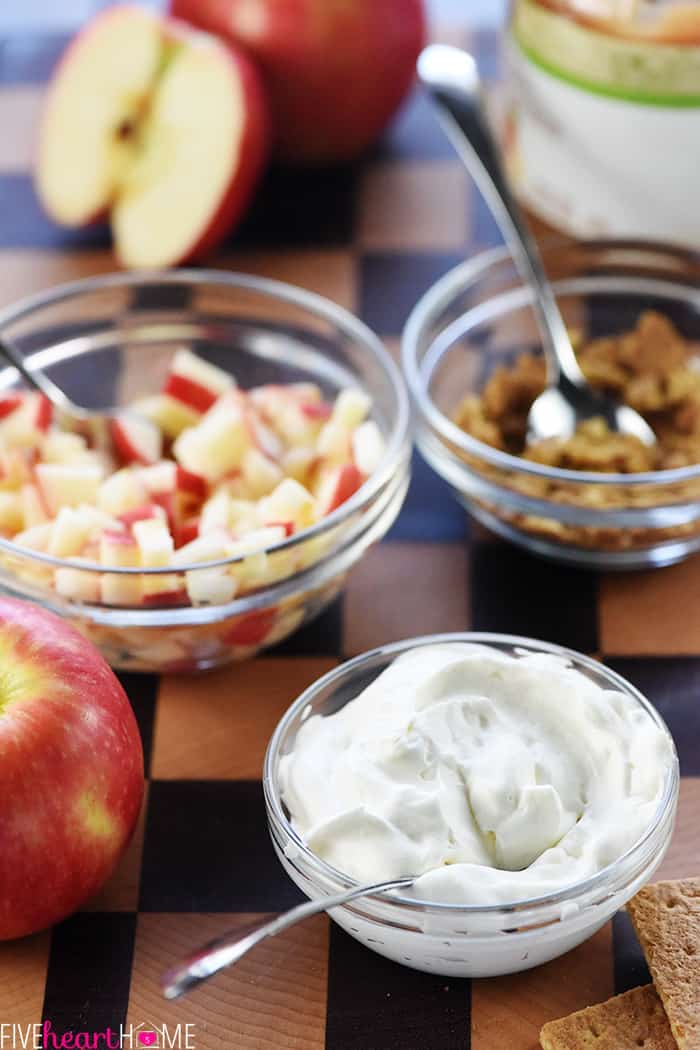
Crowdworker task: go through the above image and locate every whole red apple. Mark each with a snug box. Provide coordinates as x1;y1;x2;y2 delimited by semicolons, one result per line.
170;0;426;164
0;599;144;939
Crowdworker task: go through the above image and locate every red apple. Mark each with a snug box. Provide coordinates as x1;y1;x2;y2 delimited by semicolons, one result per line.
169;0;425;164
316;462;364;515
110;414;162;466
36;4;270;267
0;599;143;939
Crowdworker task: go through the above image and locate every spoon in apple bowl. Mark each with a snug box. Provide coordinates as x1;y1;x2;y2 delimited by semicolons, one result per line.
417;44;655;448
0;332;160;461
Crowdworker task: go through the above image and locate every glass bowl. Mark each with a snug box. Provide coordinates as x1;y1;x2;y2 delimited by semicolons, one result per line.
0;271;411;671
264;633;679;979
402;240;700;570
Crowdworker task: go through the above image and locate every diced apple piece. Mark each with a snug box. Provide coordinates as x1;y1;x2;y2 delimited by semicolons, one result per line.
178;516;200;546
99;528;140;568
250;385;324;446
13;522;53;552
100;572;143;606
352;420;385;475
332;388;371;429
176;465;207;500
0;449;34;490
0;492;24;534
223;607;276;647
241;447;283;499
20;485;48;528
164;349;234;413
315;463;364;515
35;463;103;515
117;503;167;528
173;396;250;481
42;431;92;464
258;479;316;533
133;394;200;439
97;468;147;516
228;526;286;588
227;498;260;536
133;517;174;567
198;490;229;534
48;507;103;558
185;566;236;606
55;562;101;603
316;419;352;464
172;529;231;566
0;393;52;448
282;446;316;485
110;413;162;466
139;460;177;494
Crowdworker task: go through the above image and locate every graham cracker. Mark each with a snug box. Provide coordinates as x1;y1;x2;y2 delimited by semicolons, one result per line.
540;984;676;1050
627;879;700;1050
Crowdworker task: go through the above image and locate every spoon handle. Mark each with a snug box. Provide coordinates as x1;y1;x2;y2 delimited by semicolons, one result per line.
161;876;414;1000
417;45;585;389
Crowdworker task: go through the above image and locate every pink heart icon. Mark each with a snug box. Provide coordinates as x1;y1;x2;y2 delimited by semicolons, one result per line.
138;1034;157;1047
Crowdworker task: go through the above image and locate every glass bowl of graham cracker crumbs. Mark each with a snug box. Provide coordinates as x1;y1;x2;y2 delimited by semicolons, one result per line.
402;240;700;570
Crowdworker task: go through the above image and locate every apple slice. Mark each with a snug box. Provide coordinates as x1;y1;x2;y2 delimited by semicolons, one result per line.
97;468;148;516
0;492;24;534
315;464;364;516
99;529;140;568
55;562;101;603
163;349;234;413
185;566;236;606
100;572;144;607
258;479;316;533
110;413;162;466
36;7;269;268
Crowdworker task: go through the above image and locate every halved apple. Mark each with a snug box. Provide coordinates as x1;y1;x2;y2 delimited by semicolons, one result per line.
36;5;270;268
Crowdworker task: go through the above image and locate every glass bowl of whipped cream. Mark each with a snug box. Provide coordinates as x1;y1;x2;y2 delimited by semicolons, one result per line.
264;634;679;978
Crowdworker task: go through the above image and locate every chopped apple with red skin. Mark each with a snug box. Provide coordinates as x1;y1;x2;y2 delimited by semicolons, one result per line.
163;349;234;413
49;506;120;558
315;463;364;515
42;431;92;465
241;447;283;498
0;393;52;448
169;0;425;165
110;414;162;466
172;529;231;566
117;504;167;529
99;529;140;568
36;5;270;268
0;396;23;421
14;522;53;552
224;607;276;647
178;517;200;546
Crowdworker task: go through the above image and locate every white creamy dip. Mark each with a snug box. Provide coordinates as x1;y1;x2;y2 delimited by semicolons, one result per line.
279;644;673;905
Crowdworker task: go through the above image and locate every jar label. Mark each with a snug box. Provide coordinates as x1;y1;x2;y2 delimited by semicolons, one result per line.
512;0;700;105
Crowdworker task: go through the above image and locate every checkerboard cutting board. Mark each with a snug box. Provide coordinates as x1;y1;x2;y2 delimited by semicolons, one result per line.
1;19;699;1050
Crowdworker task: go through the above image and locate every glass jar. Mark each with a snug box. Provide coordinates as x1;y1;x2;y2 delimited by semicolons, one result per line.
505;0;700;245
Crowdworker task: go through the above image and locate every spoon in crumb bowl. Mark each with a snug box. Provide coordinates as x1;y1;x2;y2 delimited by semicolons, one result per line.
161;875;415;1000
0;332;159;458
417;44;655;448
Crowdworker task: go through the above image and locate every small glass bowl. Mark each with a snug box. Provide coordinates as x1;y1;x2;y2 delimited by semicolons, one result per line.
0;271;411;671
402;240;700;570
264;634;679;979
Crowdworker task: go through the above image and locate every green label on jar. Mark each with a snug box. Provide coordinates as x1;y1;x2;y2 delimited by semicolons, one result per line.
512;0;700;105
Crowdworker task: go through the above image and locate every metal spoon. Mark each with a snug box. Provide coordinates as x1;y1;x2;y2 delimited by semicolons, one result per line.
161;875;414;1000
0;333;146;449
417;44;655;447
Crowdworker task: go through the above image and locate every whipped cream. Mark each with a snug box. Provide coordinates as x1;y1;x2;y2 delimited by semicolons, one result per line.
279;644;673;905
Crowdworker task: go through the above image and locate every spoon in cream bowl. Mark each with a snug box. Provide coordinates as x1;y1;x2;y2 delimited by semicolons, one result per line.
417;44;655;448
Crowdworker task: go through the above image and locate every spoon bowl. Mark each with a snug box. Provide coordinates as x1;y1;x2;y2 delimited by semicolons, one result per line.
417;45;655;448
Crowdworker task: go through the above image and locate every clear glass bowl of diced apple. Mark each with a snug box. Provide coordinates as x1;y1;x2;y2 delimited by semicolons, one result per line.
0;271;411;671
